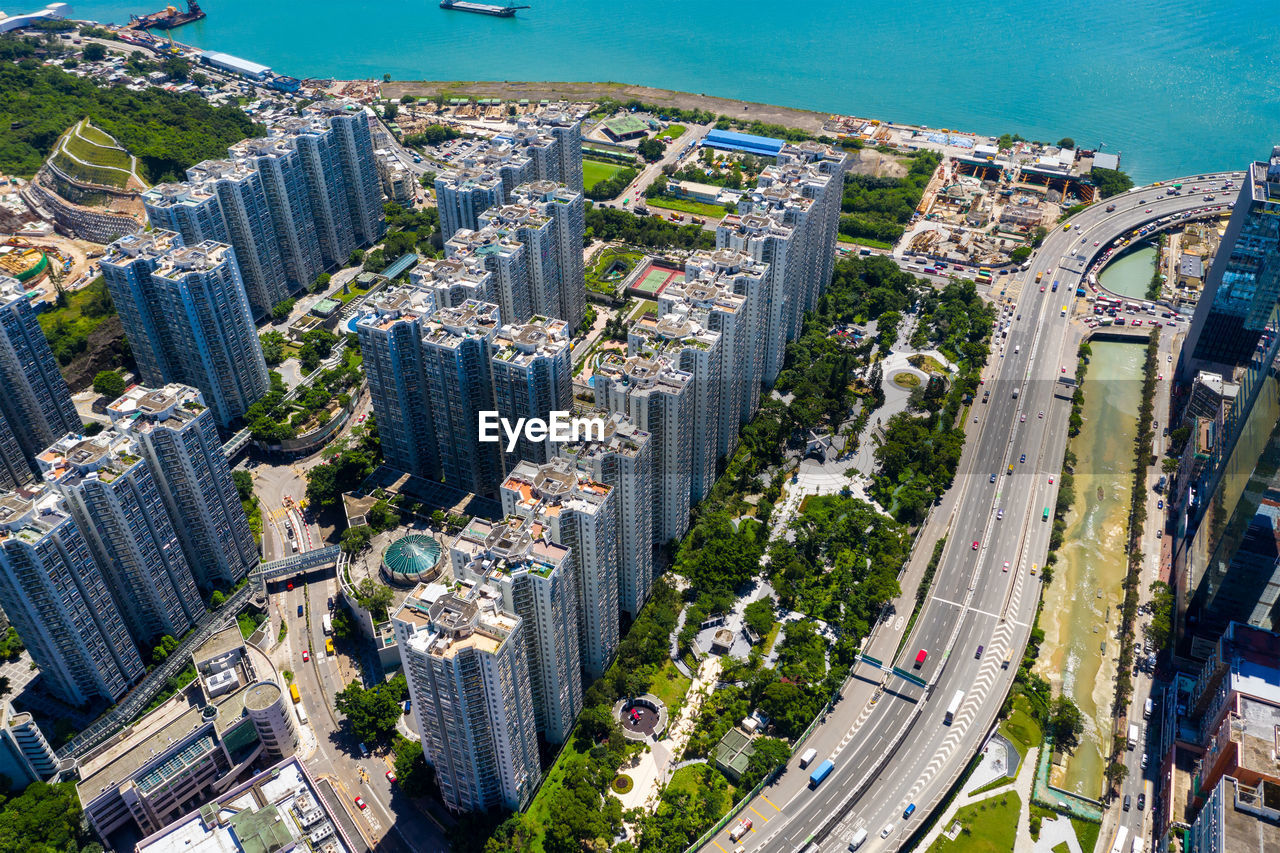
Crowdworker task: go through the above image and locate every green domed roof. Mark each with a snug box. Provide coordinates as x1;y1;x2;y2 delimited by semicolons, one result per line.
382;534;442;581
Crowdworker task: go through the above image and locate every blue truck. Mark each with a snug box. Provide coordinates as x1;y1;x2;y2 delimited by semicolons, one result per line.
809;758;834;788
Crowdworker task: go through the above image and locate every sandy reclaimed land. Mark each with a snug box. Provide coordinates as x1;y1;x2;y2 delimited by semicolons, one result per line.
379;80;833;133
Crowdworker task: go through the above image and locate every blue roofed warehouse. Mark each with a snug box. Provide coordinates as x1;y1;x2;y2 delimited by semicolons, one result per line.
701;128;785;158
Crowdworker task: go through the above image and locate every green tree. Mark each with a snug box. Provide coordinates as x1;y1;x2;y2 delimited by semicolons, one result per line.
92;369;125;399
82;43;106;62
739;736;791;790
0;781;87;853
1057;137;1075;149
334;679;402;745
331;606;357;641
637;137;665;162
1091;167;1134;199
392;734;434;797
743;598;775;638
1146;580;1174;650
340;525;372;555
231;469;254;503
271;297;296;322
354;578;395;622
259;330;286;365
1046;695;1085;753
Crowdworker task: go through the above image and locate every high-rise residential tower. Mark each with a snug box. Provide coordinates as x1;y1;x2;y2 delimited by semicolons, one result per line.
392;586;540;813
490;316;573;470
100;235;269;428
39;430;204;646
0;275;81;487
557;412;655;618
0;485;145;706
594;354;694;544
501;458;619;679
445;227;530;326
107;384;258;588
628;313;723;504
421;301;504;496
449;516;582;744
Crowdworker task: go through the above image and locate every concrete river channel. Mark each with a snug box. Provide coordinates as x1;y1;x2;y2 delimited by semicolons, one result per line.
1034;341;1145;798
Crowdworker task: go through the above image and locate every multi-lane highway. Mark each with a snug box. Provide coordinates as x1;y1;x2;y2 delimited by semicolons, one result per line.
708;171;1242;853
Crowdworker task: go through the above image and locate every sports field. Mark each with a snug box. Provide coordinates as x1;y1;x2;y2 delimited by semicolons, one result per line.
582;158;627;190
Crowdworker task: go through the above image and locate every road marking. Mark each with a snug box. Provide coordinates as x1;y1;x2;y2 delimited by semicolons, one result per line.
761;795;782;813
712;842;728;853
748;804;769;822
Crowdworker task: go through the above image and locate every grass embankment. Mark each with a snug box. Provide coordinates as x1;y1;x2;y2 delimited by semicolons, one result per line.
926;791;1022;853
648;659;692;710
645;195;727;218
656;124;687;141
54;120;134;188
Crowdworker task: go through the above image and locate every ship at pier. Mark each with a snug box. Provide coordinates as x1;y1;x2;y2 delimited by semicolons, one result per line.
128;0;205;30
439;1;530;18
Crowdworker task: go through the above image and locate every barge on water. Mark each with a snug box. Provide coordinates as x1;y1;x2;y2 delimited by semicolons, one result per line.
128;0;205;30
439;1;530;17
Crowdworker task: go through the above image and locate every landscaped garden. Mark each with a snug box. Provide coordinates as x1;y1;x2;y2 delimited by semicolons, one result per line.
586;246;645;295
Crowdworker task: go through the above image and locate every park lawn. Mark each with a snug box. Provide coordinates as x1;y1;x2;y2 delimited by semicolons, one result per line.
656;124;687;141
583;158;627;190
646;195;728;219
665;764;705;798
1069;819;1100;853
908;354;948;375
999;694;1042;760
632;299;659;319
926;791;1021;853
648;659;692;709
893;372;921;388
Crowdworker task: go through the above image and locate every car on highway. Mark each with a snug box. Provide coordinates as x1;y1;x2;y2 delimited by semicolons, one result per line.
1061;365;1067;373
1138;792;1146;810
1020;414;1026;423
302;649;309;662
1145;208;1152;213
1123;794;1131;811
1039;285;1045;292
880;822;896;838
1020;453;1027;463
355;796;367;810
975;646;984;658
997;508;1004;520
1002;561;1010;572
1157;499;1164;510
972;540;980;550
989;473;996;483
386;770;397;783
297;604;303;617
1048;475;1055;484
914;649;928;668
1038;410;1044;418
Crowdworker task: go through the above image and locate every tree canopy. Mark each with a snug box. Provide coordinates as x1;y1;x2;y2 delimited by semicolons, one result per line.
1090;167;1134;199
0;63;258;183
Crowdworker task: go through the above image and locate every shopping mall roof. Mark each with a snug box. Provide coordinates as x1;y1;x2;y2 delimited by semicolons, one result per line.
382;533;443;583
702;129;785;157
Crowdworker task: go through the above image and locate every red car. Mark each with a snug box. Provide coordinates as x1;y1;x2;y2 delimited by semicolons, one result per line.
302;649;310;662
972;540;980;551
914;649;928;668
354;796;367;810
1048;475;1055;484
1039;285;1045;292
1002;561;1010;572
386;770;397;783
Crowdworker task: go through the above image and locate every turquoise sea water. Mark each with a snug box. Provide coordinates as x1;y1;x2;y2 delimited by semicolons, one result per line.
71;0;1280;182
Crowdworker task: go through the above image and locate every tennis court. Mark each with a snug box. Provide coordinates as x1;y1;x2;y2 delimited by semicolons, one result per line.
629;262;684;297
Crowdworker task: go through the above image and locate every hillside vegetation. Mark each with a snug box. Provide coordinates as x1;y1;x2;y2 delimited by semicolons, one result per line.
0;63;259;183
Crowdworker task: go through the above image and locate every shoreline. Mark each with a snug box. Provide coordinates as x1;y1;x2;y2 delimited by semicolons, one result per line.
377;80;840;136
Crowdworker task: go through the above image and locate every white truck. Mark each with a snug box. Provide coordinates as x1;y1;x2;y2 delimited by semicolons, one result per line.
1128;722;1139;750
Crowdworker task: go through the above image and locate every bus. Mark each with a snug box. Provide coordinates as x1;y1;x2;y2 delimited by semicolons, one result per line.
978;267;992;279
1043;507;1051;522
290;683;301;704
809;759;834;788
322;614;333;636
944;690;964;724
1108;825;1129;853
